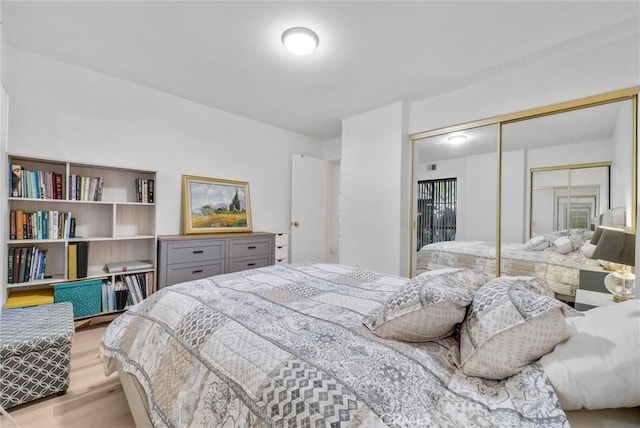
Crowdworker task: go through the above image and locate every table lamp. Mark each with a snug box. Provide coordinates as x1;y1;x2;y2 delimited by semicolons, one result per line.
590;226;636;302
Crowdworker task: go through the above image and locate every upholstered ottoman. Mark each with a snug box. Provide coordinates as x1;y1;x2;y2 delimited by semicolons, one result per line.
0;302;75;409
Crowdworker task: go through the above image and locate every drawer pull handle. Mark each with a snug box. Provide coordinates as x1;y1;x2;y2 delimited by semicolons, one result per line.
193;250;204;254
192;269;204;274
247;263;256;266
247;246;257;249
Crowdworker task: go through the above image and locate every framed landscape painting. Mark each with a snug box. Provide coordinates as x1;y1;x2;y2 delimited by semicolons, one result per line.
182;175;252;234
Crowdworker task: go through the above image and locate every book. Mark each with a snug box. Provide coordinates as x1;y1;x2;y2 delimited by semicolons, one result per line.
9;210;16;240
104;260;153;273
54;173;63;199
13;247;21;283
18;248;28;283
70;217;76;238
15;210;23;240
68;242;78;280
96;177;104;201
148;179;154;203
76;241;89;278
11;164;22;197
8;247;14;284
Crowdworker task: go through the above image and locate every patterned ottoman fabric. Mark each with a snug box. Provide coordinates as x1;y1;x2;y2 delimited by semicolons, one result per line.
0;302;75;409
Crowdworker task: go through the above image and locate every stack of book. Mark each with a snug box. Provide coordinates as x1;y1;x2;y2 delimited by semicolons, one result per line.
11;164;64;199
8;246;47;283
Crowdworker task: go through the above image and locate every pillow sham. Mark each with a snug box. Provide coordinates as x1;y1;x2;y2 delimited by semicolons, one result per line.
553;236;574;255
579;242;597;258
459;276;581;380
539;299;640;410
525;235;552;251
364;268;485;342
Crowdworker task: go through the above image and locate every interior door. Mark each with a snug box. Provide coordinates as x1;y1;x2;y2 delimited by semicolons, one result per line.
291;154;328;263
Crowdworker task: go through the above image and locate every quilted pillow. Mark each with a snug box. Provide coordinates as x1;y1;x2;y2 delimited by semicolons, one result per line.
459;276;581;380
524;235;552;251
364;268;485;342
552;236;574;254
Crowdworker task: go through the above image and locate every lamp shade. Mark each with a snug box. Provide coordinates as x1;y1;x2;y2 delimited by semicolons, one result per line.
591;227;636;267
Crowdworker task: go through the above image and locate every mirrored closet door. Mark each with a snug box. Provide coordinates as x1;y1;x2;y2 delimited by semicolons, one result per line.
411;88;638;286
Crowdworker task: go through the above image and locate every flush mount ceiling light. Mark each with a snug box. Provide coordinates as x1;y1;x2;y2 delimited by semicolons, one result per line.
282;27;319;55
447;134;468;144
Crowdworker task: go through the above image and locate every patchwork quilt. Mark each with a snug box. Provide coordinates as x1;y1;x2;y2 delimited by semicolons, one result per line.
101;263;568;427
416;241;589;296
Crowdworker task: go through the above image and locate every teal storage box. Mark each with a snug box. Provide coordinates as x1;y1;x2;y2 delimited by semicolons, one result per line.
53;279;102;318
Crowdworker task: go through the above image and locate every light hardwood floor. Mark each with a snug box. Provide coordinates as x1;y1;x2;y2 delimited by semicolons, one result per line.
2;324;135;428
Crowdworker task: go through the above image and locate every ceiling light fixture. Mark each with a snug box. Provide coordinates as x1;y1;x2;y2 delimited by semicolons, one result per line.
447;134;468;144
282;27;319;56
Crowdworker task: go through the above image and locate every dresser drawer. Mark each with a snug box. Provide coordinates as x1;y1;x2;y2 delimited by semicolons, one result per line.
166;261;224;285
275;233;289;246
275;245;288;257
228;256;272;273
229;238;271;258
167;241;225;264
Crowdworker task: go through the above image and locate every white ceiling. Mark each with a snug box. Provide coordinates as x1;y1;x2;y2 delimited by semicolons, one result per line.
2;1;639;140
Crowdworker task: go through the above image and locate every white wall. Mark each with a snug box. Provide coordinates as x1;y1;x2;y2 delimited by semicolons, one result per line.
321;137;341;161
4;47;322;239
409;36;639;134
341;102;406;276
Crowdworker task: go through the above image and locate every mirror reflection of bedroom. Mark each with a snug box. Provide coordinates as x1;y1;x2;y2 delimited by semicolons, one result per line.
413;96;636;303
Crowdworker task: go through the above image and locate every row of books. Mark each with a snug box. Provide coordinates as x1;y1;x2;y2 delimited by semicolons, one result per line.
119;272;153;304
8;246;47;284
9;210;75;241
135;178;155;203
11;165;65;200
69;174;104;201
100;272;153;311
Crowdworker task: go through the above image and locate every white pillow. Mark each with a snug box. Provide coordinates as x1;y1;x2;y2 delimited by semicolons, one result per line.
579;242;597;258
553;236;574;255
364;268;485;342
459;276;580;380
539;299;640;410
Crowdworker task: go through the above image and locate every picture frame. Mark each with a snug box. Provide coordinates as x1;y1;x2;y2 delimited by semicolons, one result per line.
182;175;252;234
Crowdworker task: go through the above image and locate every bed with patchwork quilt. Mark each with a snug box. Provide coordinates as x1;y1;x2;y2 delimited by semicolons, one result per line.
100;263;578;427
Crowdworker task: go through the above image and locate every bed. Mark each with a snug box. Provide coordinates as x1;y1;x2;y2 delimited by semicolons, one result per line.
100;263;639;427
416;236;598;298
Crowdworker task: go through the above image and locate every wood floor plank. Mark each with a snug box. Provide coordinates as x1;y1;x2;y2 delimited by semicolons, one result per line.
5;324;135;428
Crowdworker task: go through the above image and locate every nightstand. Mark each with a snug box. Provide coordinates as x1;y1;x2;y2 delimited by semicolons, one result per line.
576;266;615;310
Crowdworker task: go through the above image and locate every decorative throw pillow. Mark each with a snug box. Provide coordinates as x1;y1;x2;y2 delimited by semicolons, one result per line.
540;300;640;410
525;235;552;251
553;236;574;254
579;242;597;258
364;268;485;342
459;276;581;380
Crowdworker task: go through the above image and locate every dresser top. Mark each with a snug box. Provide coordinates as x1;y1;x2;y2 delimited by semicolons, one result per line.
158;231;275;241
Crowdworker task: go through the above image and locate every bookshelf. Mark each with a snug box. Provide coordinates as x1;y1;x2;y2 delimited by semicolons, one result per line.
5;154;157;319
